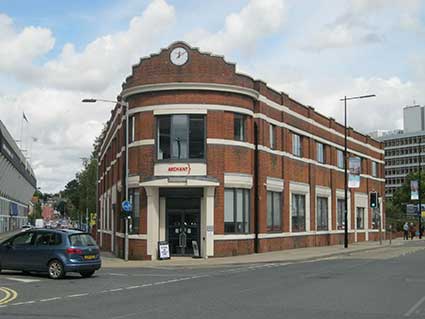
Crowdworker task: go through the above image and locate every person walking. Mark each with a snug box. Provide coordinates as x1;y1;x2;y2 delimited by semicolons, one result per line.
403;222;409;240
410;223;416;240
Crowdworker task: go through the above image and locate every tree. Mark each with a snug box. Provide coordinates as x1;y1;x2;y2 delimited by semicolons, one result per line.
387;171;425;231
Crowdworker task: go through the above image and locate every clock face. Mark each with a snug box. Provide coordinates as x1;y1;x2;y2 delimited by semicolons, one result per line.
170;47;189;66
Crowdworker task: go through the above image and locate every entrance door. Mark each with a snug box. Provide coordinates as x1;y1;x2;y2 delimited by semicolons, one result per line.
166;198;200;256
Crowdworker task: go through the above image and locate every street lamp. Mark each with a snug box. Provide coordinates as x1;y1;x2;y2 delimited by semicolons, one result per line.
82;98;130;261
340;94;376;248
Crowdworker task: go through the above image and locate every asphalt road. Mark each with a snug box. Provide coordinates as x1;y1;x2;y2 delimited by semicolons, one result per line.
1;241;425;319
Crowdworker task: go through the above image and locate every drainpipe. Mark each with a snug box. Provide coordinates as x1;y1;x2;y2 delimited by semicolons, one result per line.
254;122;259;254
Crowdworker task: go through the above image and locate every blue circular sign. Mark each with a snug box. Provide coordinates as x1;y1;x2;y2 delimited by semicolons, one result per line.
122;200;132;213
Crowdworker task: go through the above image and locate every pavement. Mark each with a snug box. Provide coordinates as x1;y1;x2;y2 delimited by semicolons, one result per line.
100;236;407;268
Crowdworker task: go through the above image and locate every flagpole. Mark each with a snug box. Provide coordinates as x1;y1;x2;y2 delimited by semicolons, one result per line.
20;112;24;149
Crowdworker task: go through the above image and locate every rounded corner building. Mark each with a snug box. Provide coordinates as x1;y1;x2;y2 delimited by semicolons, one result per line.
97;41;385;260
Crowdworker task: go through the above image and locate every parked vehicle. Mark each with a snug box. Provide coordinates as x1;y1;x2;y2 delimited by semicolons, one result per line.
0;229;101;279
35;219;44;228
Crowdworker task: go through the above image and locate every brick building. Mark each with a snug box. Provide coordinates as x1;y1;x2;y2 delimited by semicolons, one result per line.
97;42;385;260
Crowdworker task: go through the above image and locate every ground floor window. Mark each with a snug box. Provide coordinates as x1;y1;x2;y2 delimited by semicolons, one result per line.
129;189;140;234
224;188;250;233
316;197;328;231
356;207;365;230
267;191;281;231
291;194;305;232
372;210;380;229
337;199;345;230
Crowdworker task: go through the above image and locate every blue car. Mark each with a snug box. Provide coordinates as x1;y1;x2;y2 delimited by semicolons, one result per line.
0;228;101;279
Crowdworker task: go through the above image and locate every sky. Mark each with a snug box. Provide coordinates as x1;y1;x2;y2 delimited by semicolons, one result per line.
0;0;424;193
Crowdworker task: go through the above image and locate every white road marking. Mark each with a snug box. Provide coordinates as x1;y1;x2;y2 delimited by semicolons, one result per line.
11;301;35;306
40;297;62;302
5;277;40;283
106;273;128;277
404;295;425;316
67;293;89;298
109;288;124;292
125;286;140;290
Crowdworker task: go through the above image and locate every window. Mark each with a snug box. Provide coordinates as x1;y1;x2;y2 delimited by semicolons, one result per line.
317;142;324;163
157;115;205;160
11;232;35;246
224;188;250;233
35;232;62;246
372;210;380;229
129;115;136;143
337;150;344;168
292;133;302;157
372;161;378;177
356;207;364;230
129;189;140;234
291;194;305;232
69;234;97;246
316;197;328;231
234;114;246;141
267;191;281;230
269;124;276;149
337;199;345;229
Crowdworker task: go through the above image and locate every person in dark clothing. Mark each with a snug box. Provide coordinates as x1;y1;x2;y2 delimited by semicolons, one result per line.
403;222;409;240
410;223;416;240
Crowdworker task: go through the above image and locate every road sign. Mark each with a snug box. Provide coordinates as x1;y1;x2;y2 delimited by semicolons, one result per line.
121;200;132;213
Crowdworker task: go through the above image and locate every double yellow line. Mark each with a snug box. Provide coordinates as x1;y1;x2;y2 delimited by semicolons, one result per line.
0;287;17;305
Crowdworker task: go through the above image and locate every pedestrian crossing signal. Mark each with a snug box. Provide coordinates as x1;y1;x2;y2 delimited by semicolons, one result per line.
370;192;378;208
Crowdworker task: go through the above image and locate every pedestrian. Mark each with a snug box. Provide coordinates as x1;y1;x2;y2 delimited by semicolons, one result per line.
403;222;409;240
410;223;416;240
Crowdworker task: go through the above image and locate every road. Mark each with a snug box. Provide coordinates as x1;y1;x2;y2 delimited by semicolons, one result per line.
0;240;425;318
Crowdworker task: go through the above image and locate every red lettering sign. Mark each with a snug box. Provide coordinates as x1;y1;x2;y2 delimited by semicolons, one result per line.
167;164;192;174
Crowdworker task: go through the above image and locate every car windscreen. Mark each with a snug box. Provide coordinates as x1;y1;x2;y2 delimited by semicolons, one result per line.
68;234;97;247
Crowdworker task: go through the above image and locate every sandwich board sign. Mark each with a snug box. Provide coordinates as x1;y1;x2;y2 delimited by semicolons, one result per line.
158;241;170;260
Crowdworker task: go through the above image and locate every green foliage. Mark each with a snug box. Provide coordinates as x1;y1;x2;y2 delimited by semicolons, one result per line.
387;171;425;231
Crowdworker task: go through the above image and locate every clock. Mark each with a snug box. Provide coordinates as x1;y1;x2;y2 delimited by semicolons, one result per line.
170;47;189;66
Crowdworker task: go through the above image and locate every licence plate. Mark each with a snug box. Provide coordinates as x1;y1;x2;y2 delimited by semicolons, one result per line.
84;255;96;260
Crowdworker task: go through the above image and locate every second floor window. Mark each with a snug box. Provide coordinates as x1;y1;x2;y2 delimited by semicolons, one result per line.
292;133;302;157
234;114;246;141
157;114;205;160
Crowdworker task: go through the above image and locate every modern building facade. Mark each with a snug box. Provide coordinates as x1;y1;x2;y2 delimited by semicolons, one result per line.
375;105;425;199
0;120;36;232
97;42;385;259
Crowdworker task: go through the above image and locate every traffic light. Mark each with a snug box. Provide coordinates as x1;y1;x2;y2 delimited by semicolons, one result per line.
370;191;378;208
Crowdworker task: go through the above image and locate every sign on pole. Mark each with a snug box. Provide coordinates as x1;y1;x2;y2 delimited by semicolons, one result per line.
121;200;132;214
348;157;361;188
411;180;419;200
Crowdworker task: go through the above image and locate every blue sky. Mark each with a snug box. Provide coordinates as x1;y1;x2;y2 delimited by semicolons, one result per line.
0;0;424;192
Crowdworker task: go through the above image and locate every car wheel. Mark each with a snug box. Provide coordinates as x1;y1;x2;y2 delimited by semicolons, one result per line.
80;270;95;278
48;260;65;279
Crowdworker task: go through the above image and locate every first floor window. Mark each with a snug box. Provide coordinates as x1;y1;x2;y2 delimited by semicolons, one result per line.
157;114;205;160
356;207;364;230
234;114;246;141
292;133;302;157
224;188;250;233
267;191;281;230
317;143;324;163
337;150;344;168
270;124;276;149
372;161;378;177
129;115;136;143
316;197;328;231
291;194;305;232
337;199;345;230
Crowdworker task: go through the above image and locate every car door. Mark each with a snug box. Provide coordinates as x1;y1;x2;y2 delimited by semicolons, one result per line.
1;231;36;270
30;231;62;271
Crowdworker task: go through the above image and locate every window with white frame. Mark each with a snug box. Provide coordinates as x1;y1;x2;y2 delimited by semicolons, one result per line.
316;197;328;231
372;161;378;177
356;207;364;230
291;194;305;232
267;191;281;230
337;198;345;230
224;188;250;233
337;150;344;168
292;133;302;157
270;124;276;149
317;142;324;163
234;114;246;142
129;115;136;143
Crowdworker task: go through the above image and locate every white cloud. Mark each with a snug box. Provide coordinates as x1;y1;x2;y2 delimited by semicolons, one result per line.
185;0;286;55
0;13;55;74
